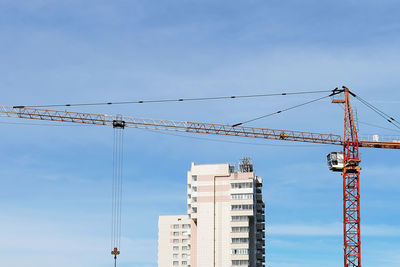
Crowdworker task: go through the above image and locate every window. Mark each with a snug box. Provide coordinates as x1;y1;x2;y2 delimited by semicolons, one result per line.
232;227;249;233
182;261;187;265
192;186;197;192
231;182;252;189
231;193;253;200
182;231;189;236
173;261;179;266
182;245;189;251
232;204;253;211
232;260;249;265
232;238;249;244
173;239;179;243
173;254;178;259
182;224;191;229
192;175;197;181
192;197;197;202
173;224;180;229
192;207;197;213
232;216;249;222
182;239;188;243
173;232;179;236
182;254;188;259
173;246;179;251
232;249;249;255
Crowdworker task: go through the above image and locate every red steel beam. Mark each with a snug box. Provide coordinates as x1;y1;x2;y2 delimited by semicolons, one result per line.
342;87;361;267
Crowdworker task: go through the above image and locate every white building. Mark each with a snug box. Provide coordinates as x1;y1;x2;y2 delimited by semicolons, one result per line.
158;215;192;267
158;159;265;267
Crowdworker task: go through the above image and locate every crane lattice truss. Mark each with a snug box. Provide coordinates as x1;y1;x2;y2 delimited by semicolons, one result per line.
1;105;399;149
1;88;400;267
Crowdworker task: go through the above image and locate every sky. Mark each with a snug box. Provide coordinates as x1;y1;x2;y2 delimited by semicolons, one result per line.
1;0;400;266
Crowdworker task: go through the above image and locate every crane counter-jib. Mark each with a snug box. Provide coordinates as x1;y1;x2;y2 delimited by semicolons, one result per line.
358;140;400;149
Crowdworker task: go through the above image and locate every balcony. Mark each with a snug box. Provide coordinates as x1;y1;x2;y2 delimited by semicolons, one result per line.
257;239;265;245
256;253;265;261
257;228;265;234
256;224;265;230
230;254;249;261
231;232;249;239
256;232;265;240
231;243;250;249
257;248;265;254
231;187;254;195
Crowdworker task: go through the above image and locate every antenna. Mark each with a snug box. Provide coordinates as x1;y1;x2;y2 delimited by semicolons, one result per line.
239;157;254;172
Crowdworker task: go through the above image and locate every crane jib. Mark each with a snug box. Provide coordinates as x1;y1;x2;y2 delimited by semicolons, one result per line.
1;105;400;149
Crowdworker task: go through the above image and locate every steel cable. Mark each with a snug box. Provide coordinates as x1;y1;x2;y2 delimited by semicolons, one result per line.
232;94;334;127
13;90;332;108
111;124;124;256
354;95;400;130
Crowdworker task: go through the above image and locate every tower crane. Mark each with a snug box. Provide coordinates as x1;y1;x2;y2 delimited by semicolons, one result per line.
1;87;399;267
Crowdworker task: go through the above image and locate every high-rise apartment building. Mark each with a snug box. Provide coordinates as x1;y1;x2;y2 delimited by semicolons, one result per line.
158;158;265;267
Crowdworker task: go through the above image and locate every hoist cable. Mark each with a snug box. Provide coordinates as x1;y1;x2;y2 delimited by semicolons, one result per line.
111;129;116;250
111;123;124;265
118;128;124;249
232;93;335;127
13;90;332;108
112;129;118;250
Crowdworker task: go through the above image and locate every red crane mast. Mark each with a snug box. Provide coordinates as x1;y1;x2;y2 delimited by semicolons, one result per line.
342;87;362;267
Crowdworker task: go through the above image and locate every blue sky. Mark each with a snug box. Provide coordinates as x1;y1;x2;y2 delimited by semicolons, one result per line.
1;0;400;266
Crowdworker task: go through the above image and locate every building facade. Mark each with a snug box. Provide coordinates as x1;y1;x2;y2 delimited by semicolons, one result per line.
158;159;265;267
158;215;192;267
